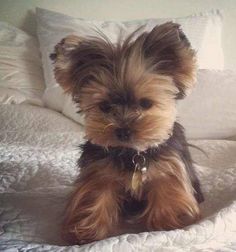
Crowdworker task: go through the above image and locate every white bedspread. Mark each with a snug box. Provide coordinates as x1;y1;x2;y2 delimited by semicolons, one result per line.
0;104;235;251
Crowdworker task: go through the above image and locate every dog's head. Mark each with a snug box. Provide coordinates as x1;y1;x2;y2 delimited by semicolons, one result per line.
51;22;196;151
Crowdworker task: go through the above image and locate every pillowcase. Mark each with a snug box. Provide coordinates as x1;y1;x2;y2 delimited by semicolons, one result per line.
177;69;236;139
0;22;45;106
36;8;224;124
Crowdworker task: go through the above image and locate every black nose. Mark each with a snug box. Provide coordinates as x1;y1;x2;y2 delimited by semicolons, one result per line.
115;127;131;141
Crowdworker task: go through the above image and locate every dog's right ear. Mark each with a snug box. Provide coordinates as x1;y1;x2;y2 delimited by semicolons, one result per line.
51;34;114;97
50;35;83;93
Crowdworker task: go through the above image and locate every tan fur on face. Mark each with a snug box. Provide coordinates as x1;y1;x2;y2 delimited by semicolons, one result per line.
52;22;197;150
80;73;178;150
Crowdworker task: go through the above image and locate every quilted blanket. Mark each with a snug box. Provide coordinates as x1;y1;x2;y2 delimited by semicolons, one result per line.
0;104;235;251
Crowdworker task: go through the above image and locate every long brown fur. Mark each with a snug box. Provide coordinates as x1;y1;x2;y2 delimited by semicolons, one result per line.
62;160;124;244
51;22;203;245
140;150;200;230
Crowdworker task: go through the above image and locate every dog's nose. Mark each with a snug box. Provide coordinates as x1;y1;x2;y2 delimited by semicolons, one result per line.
115;127;131;141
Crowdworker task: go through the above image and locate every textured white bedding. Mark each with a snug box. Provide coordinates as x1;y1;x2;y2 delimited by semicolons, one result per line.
0;104;235;251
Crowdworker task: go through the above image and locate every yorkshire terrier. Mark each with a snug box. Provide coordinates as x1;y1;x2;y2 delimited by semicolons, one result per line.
51;22;204;245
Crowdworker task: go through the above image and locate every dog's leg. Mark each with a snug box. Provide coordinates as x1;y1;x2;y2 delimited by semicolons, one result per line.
62;161;123;244
172;122;205;203
182;149;205;204
139;152;200;230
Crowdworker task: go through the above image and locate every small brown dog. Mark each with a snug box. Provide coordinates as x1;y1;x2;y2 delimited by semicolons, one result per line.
51;22;204;245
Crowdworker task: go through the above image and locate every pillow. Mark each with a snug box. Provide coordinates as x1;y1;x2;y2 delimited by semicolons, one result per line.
177;69;236;139
36;8;224;124
0;22;45;106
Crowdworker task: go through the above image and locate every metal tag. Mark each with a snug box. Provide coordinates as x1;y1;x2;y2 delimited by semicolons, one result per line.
131;163;142;192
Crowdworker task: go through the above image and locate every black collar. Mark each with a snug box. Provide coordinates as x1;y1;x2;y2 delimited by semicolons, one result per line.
79;140;168;172
79;123;183;172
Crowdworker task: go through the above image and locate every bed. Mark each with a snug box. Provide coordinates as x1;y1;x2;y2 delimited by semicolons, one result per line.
0;104;235;251
0;5;236;252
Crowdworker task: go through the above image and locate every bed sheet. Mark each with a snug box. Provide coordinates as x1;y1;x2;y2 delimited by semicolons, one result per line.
0;105;235;251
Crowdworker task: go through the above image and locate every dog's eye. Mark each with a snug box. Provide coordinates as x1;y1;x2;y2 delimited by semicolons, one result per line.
99;101;112;113
139;98;153;109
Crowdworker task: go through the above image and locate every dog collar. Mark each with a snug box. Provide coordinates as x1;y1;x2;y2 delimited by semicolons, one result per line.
131;152;148;192
129;130;173;193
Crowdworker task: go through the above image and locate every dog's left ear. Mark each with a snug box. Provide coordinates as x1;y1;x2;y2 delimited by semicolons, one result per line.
142;22;197;99
50;35;83;93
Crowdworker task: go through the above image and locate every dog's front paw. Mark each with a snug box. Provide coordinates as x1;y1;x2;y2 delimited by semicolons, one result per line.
141;206;199;231
138;177;200;230
62;175;122;244
63;216;109;245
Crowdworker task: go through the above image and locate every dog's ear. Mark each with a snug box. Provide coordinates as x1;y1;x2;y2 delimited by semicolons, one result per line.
141;22;197;99
51;34;114;99
50;35;83;93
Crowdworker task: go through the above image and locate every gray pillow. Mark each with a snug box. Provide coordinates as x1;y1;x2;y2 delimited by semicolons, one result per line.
178;69;236;139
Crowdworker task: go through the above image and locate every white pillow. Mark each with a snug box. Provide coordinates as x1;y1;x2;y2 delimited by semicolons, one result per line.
0;22;45;106
36;8;224;124
178;69;236;139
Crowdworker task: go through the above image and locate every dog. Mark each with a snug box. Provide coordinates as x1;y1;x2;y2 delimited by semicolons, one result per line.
51;22;204;245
